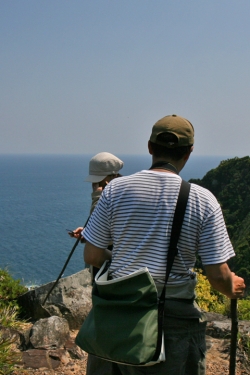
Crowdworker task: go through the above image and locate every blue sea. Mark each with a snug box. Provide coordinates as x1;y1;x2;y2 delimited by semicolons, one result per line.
0;154;230;287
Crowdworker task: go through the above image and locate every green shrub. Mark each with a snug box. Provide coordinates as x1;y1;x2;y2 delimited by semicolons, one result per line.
0;306;22;329
195;270;227;313
196;269;250;320
0;267;27;373
0;269;27;310
0;307;23;375
0;334;21;375
236;299;250;321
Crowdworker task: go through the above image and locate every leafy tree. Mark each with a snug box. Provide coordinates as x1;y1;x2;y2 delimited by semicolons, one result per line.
190;156;250;294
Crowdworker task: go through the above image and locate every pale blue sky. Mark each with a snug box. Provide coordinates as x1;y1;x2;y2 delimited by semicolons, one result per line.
1;1;250;156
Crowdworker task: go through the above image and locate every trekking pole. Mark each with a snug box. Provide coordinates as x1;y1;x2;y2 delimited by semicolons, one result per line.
229;298;238;375
42;235;81;305
42;217;90;306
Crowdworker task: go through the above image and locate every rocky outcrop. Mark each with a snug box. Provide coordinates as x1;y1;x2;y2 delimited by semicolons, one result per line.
2;311;249;370
18;269;92;329
12;273;250;371
2;316;86;370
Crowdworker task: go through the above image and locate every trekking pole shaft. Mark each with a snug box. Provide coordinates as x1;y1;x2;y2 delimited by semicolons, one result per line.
42;217;90;306
229;298;238;375
42;236;81;305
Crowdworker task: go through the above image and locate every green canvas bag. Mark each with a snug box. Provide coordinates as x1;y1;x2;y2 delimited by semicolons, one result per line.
75;262;164;365
75;179;190;366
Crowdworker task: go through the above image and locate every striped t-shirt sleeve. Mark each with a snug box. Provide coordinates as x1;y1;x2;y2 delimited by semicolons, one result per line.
197;204;235;265
84;192;112;248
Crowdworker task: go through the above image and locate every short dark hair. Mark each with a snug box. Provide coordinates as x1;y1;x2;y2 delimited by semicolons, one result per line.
150;133;192;161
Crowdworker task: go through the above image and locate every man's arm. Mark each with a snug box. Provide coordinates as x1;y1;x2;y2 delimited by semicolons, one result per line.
204;262;245;299
84;240;112;269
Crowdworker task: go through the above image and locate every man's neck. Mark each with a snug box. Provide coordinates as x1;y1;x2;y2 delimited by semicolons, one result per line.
151;158;181;174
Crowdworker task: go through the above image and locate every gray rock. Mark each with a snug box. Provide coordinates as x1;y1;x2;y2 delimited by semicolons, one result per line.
18;269;92;329
204;312;229;322
30;316;70;349
205;314;250;339
22;348;69;369
206;320;232;338
64;335;86;360
238;320;250;334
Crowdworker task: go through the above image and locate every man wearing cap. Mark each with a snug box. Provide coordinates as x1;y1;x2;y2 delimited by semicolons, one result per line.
83;115;245;375
71;152;123;375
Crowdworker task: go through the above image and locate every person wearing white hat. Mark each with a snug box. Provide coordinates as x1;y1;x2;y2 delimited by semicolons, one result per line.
70;151;123;243
70;151;123;232
85;152;124;214
70;152;124;375
70;152;123;238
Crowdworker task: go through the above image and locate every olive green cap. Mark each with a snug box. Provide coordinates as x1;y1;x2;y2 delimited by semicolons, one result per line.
150;114;194;148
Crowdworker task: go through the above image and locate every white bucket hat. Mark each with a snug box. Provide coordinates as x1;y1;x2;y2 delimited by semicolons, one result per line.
84;152;124;183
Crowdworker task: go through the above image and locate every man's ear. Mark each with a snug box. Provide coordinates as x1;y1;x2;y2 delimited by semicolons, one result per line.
183;146;194;161
148;141;153;155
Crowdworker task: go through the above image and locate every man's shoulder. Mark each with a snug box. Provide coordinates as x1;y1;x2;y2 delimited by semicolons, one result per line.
189;181;219;206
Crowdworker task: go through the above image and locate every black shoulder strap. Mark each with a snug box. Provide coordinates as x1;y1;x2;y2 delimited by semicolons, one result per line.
159;179;190;302
152;179;190;362
165;179;190;284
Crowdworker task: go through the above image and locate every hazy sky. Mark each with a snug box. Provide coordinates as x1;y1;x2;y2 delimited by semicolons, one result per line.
1;1;250;156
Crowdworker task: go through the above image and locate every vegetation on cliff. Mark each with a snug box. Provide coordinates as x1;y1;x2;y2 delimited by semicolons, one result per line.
0;269;27;309
190;156;250;292
0;269;27;374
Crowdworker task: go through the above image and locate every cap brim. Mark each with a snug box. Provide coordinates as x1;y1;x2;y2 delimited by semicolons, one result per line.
84;175;107;183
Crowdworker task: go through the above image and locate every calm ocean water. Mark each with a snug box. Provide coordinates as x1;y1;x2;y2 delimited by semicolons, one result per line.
0;154;230;287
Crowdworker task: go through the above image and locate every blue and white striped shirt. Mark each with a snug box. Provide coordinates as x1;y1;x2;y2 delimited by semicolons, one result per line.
84;170;235;285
